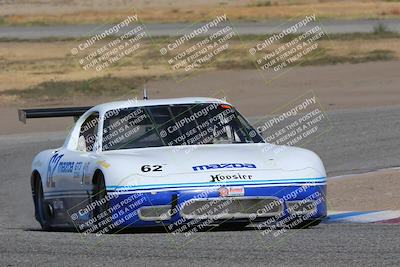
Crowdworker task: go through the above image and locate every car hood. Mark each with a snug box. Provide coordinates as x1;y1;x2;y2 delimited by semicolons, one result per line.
99;143;326;188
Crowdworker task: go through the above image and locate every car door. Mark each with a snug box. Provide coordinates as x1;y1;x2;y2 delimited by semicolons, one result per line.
47;112;100;199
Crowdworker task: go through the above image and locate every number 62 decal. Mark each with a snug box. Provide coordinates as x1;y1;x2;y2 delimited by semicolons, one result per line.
141;165;163;172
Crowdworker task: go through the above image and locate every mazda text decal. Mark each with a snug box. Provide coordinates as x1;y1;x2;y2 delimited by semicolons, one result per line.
192;163;256;171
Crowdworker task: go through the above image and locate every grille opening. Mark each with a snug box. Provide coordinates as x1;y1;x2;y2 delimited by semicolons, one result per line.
180;197;283;220
138;205;172;221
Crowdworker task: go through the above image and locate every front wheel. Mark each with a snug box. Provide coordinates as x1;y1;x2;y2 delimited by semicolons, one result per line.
35;178;53;231
92;172;112;233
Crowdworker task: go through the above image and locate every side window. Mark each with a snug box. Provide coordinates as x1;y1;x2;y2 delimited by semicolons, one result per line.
78;112;99;152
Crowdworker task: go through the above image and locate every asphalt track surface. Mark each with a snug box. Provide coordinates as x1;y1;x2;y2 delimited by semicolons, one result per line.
0;106;399;266
1;19;400;39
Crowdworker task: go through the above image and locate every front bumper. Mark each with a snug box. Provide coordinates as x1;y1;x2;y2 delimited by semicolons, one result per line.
105;184;327;229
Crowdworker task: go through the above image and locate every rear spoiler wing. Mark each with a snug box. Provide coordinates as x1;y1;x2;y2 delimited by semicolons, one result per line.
18;106;92;123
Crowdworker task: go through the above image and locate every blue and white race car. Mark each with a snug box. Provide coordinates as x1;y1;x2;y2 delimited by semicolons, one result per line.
20;97;327;232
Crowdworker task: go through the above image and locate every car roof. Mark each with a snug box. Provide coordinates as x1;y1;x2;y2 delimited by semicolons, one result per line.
91;97;231;113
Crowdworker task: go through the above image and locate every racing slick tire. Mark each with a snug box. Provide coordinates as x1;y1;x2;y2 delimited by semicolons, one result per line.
287;218;322;229
217;220;250;231
34;177;53;231
92;171;112;233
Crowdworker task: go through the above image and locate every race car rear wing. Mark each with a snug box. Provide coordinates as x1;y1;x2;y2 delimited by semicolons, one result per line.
18;106;92;123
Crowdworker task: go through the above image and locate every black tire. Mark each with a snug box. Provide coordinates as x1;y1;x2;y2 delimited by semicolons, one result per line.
35;178;53;231
217;220;250;231
287;218;322;229
92;172;111;232
306;219;322;227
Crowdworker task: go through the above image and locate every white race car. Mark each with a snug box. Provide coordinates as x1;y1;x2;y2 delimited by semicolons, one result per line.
20;97;327;232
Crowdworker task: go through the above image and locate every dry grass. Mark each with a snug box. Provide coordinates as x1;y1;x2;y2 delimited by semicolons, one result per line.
0;1;399;25
0;33;399;104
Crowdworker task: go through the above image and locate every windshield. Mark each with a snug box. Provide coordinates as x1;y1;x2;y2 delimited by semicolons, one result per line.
102;103;263;151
